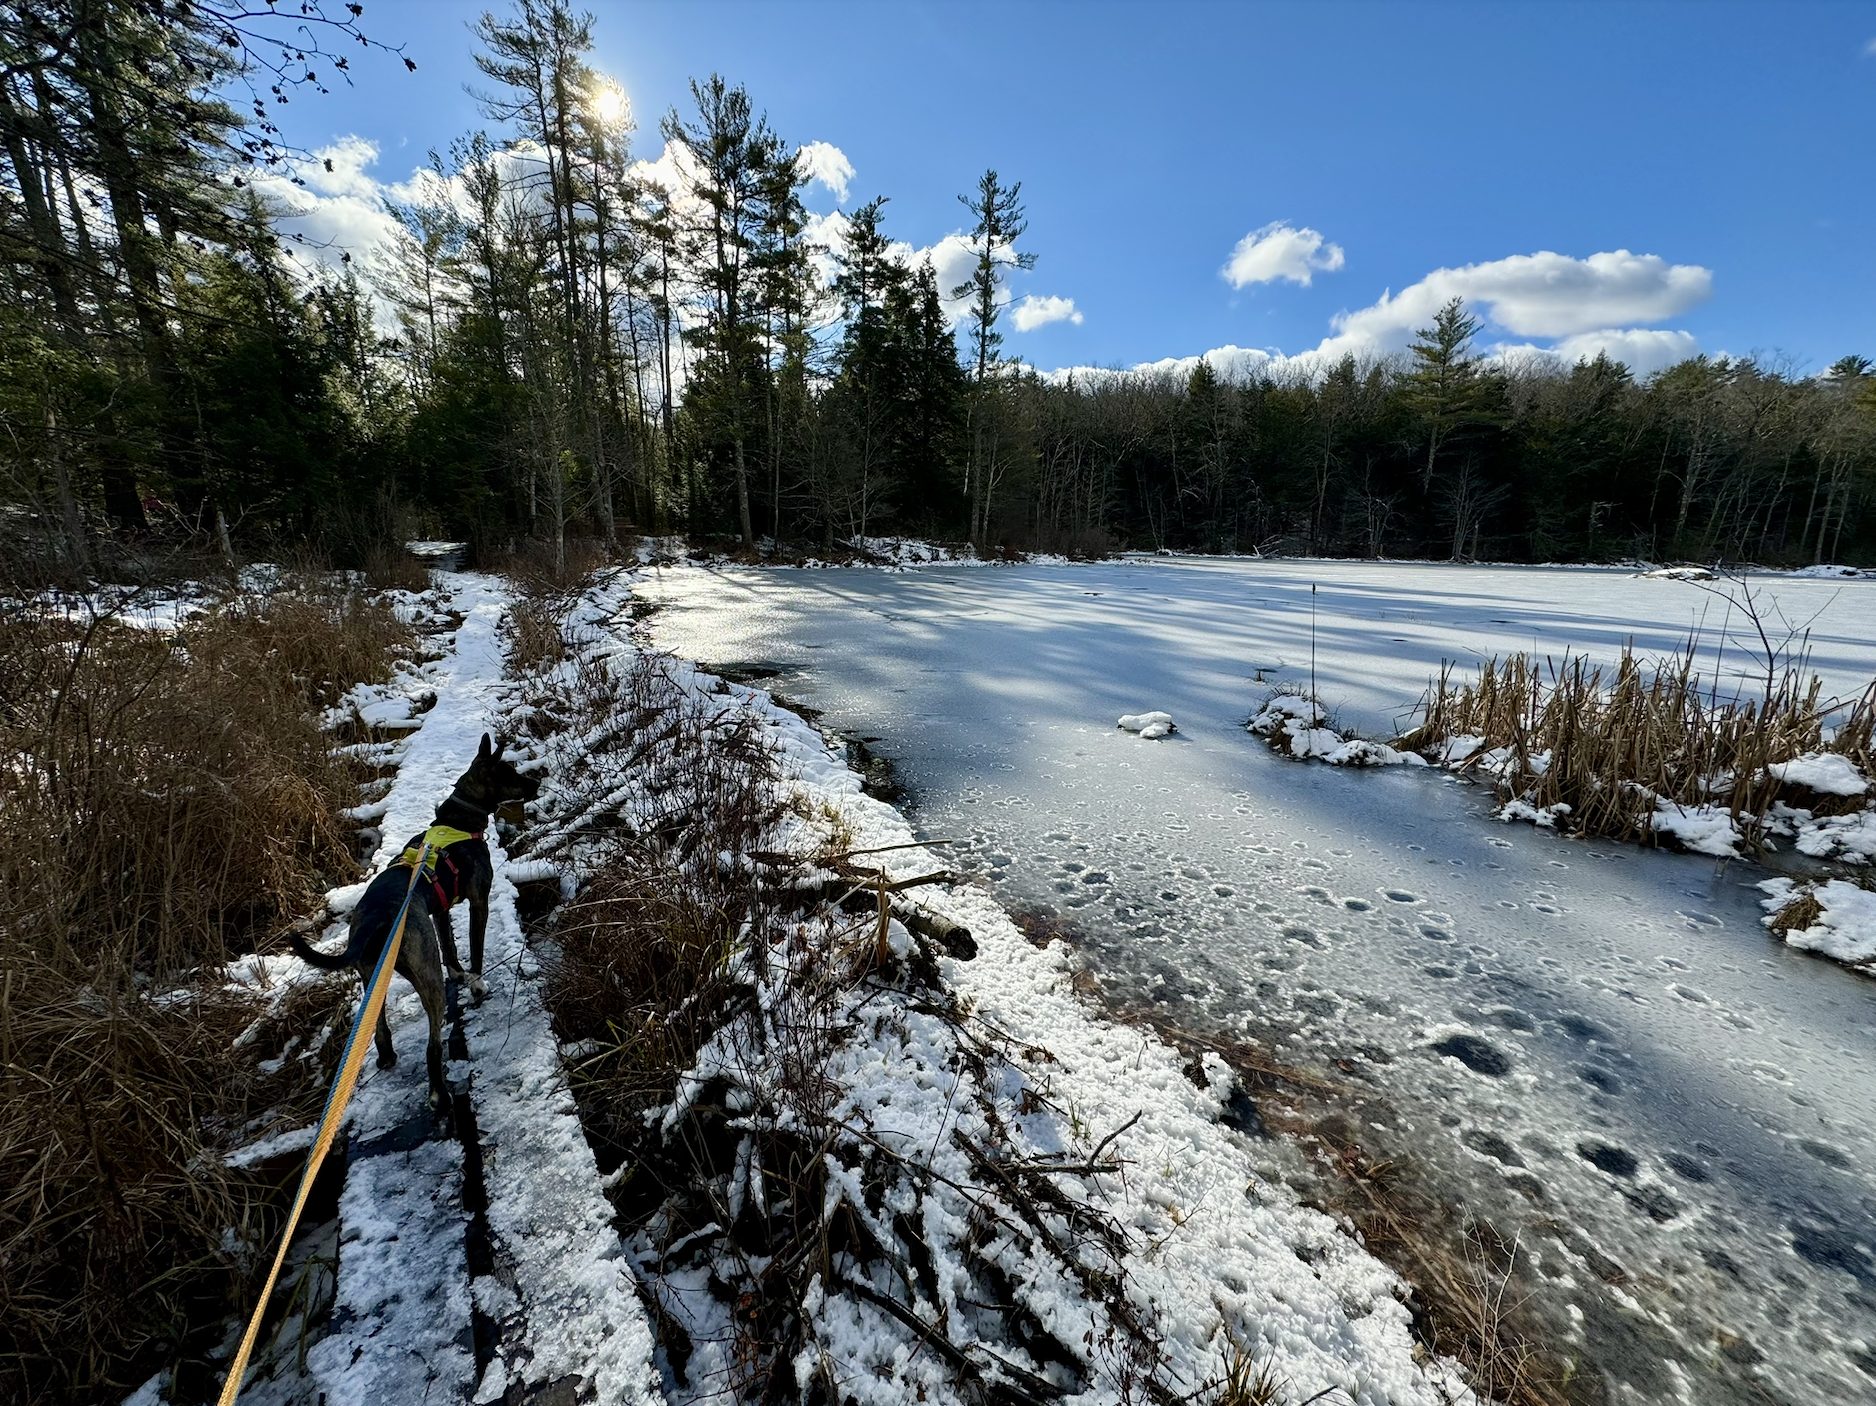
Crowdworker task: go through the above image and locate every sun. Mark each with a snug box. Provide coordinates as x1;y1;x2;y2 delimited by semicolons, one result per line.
591;78;631;131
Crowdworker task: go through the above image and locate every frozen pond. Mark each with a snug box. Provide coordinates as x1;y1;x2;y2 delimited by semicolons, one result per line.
639;557;1876;1406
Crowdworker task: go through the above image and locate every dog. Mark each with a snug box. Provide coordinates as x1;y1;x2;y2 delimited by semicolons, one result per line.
290;733;541;1113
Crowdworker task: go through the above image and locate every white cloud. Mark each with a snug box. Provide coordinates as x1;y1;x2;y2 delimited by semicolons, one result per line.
1491;328;1700;378
795;140;854;203
1052;245;1712;385
1222;221;1345;288
1011;294;1083;332
251;138;404;279
1317;249;1710;357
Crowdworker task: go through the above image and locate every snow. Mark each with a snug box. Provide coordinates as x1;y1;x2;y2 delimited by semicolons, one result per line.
1638;565;1717;581
1648;799;1744;857
1117;709;1176;738
1495;797;1571;828
209;573;658;1406
1760;878;1876;967
1792;807;1876;864
411;575;659;1406
223;1122;318;1169
1764;752;1869;797
1789;563;1874;579
1248;694;1424;767
637;554;1876;1406
673;681;1462;1404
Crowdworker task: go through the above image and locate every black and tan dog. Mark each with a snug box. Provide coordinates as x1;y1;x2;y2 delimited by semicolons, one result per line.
290;733;540;1112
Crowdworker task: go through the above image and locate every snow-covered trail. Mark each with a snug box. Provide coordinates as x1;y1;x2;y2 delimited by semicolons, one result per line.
234;573;656;1406
639;557;1876;1406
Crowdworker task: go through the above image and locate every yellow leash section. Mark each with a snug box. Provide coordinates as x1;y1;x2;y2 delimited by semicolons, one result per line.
218;845;431;1406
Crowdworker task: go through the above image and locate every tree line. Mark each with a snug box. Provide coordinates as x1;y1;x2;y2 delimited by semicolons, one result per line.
3;0;1872;576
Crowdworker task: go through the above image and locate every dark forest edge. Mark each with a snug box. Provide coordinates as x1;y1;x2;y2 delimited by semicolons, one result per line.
3;0;1874;591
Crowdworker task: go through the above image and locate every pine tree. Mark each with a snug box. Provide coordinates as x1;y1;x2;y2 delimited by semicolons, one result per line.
1402;298;1481;485
662;74;777;547
954;169;1035;548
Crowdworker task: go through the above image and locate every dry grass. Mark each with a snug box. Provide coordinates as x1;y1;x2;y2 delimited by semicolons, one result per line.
0;586;404;976
0;575;410;1403
1770;887;1826;935
1396;642;1875;850
505;597;568;673
512;616;784;1159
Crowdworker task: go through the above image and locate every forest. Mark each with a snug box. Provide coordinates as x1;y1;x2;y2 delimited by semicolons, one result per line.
3;0;1873;577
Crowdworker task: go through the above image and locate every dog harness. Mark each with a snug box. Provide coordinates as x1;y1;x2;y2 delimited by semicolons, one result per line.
397;822;482;913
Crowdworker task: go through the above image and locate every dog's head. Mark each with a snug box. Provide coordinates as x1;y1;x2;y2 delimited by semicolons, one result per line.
458;733;542;812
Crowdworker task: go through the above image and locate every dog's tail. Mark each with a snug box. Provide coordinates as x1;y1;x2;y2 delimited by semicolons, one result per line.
287;929;355;971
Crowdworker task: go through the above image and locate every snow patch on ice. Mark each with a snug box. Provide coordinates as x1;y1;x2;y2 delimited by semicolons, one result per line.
1118;709;1176;739
1649;800;1743;858
1248;694;1424;768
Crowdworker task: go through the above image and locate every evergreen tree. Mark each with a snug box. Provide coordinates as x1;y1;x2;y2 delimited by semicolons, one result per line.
954;169;1035;548
662;74;778;547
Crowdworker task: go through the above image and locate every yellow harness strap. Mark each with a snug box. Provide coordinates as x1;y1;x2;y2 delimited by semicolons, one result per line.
399;823;479;872
218;847;431;1406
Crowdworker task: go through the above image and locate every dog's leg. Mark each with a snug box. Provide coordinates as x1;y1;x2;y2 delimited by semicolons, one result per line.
414;959;451;1118
466;888;490;1001
374;1009;396;1069
442;916;487;1006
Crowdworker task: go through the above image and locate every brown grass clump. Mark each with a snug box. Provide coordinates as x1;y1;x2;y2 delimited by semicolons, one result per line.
0;590;402;976
505;597;568;673
0;576;409;1403
0;959;347;1403
1769;887;1825;936
361;542;434;593
1397;642;1876;850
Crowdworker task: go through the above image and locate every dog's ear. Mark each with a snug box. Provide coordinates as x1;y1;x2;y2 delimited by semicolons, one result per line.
477;733;492;761
493;738;506;761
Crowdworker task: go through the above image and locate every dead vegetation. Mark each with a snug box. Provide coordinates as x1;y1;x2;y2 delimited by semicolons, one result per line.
0;572;411;1403
1396;636;1875;851
508;584;1200;1405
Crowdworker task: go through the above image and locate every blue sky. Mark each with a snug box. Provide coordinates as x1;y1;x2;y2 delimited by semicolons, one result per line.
270;0;1876;378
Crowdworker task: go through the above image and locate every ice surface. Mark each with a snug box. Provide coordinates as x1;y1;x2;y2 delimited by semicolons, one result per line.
640;555;1876;1406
